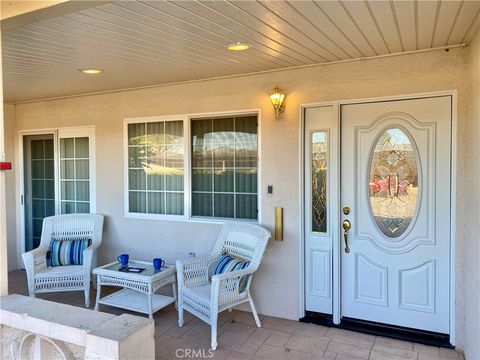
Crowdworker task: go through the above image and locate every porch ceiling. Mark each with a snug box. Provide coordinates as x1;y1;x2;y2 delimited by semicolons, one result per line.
2;0;480;103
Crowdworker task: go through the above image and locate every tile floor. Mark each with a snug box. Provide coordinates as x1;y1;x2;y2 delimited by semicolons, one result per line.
7;270;463;360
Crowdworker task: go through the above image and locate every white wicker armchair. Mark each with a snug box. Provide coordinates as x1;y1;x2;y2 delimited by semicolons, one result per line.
22;214;104;308
176;222;270;350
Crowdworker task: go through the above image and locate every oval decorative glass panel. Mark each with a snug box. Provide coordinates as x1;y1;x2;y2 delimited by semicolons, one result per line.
369;128;419;238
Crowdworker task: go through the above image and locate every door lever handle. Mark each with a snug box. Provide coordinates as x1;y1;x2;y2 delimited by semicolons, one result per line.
342;220;351;254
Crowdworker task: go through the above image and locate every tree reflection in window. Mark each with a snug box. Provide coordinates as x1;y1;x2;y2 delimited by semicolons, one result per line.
127;120;184;215
191;115;257;220
312;132;328;233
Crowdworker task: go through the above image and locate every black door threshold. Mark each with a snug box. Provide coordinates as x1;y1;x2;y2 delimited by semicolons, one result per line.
300;311;334;326
340;317;453;349
300;312;453;349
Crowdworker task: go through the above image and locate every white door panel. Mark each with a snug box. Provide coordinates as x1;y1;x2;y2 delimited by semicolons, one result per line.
341;96;451;333
304;106;337;314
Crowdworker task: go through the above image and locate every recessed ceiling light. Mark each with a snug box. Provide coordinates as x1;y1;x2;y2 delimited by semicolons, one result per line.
225;42;250;51
80;68;103;75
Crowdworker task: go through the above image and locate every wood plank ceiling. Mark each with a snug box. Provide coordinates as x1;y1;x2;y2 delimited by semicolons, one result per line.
2;0;480;102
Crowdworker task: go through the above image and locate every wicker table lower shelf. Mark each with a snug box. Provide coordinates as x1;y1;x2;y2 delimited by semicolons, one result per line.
93;260;177;319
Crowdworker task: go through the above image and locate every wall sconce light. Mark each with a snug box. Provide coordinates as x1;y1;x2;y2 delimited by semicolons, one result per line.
269;86;286;120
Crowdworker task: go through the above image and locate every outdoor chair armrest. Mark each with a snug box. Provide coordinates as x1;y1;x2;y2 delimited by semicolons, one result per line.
176;256;214;287
22;245;49;297
82;244;100;272
22;245;49;274
211;267;257;306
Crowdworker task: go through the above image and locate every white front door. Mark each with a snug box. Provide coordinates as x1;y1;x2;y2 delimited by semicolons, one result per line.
340;96;451;333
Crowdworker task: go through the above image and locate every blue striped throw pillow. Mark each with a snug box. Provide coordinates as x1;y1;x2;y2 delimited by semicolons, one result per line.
50;239;92;267
213;254;250;292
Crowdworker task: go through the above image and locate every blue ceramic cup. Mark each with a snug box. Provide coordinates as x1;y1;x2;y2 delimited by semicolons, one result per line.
153;258;165;271
118;254;129;266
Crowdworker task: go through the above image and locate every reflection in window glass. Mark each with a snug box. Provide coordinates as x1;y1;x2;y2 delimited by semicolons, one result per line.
191;115;258;220
30;139;55;248
369;128;419;238
312;132;328;233
127;120;184;215
60;137;90;214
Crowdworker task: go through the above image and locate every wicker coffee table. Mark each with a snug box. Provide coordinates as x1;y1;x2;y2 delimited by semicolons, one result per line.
93;260;177;319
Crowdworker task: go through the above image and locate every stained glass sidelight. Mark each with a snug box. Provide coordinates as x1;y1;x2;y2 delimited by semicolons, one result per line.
369;128;419;238
312;132;328;233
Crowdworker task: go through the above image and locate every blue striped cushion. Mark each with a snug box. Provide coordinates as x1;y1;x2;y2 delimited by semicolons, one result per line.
213;254;250;292
50;239;92;267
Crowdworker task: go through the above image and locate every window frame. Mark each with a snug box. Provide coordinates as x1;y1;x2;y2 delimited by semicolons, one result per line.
123;115;189;220
57;126;96;214
123;109;261;223
189;112;260;221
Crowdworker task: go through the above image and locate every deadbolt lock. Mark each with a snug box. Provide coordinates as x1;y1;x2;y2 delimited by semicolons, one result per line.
342;206;350;215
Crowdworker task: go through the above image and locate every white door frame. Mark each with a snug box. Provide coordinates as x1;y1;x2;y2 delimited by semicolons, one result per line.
17;128;57;269
16;126;96;269
299;90;457;345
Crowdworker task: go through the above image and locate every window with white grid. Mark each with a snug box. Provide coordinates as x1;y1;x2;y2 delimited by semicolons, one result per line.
127;120;184;215
191;115;258;220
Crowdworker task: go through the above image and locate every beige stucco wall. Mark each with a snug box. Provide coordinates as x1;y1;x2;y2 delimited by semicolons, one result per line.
3;47;476;351
463;28;480;360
